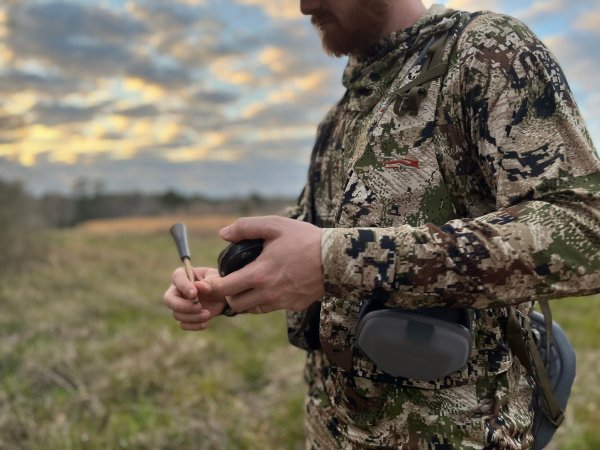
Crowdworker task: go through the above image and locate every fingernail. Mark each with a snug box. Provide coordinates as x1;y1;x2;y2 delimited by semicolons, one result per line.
219;226;231;239
188;289;196;298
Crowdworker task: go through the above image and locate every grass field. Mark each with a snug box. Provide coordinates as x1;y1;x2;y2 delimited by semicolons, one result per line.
0;217;598;449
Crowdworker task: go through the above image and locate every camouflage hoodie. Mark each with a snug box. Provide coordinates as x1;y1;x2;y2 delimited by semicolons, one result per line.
292;4;600;449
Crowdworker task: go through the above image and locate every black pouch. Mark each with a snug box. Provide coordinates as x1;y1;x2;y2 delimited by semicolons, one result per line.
287;302;322;351
529;311;576;450
356;300;472;381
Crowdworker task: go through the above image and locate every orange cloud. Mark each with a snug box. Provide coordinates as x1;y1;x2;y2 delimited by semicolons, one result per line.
124;77;166;101
445;0;501;11
576;7;600;33
210;57;256;85
236;0;299;20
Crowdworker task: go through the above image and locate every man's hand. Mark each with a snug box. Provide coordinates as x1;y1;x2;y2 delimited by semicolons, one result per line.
210;216;324;314
163;267;227;331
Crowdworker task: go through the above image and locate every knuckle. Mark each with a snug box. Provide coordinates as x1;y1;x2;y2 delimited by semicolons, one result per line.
263;290;278;303
226;297;242;313
172;267;183;282
231;303;245;313
233;218;246;235
210;278;224;297
163;288;178;308
251;267;269;286
267;215;283;232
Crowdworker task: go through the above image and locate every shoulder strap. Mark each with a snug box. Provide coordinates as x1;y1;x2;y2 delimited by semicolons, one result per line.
393;11;484;117
507;303;565;427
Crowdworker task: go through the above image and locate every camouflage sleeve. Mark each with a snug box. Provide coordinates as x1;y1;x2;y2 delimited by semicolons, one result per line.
321;14;600;309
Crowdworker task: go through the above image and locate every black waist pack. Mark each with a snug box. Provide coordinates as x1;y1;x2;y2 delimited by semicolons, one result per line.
356;301;472;381
507;305;576;450
530;311;576;449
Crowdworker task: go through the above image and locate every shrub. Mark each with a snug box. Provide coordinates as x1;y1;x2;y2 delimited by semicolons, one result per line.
0;179;42;274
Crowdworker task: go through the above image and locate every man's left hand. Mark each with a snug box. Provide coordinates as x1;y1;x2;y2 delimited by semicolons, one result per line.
210;216;325;314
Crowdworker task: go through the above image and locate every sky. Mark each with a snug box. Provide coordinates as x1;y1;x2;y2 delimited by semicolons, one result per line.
0;0;598;197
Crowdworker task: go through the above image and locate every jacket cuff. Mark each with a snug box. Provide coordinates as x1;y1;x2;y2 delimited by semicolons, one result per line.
321;227;413;300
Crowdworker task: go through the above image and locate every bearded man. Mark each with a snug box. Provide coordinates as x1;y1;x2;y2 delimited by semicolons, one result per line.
164;0;600;448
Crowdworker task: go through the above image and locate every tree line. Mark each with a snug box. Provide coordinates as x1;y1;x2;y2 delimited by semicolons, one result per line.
0;176;294;274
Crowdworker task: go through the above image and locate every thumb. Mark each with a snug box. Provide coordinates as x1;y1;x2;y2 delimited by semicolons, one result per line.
219;216;277;242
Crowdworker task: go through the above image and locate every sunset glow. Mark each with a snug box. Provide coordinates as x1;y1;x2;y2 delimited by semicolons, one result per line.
0;0;598;196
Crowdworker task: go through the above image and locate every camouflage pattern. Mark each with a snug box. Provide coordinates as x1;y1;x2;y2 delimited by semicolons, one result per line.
289;4;600;449
304;350;533;449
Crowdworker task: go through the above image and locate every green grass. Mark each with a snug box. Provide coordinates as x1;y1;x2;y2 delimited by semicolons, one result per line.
546;297;600;450
0;227;598;449
0;229;306;449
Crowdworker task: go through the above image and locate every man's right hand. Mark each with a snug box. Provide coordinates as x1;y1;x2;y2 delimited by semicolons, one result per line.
163;267;227;331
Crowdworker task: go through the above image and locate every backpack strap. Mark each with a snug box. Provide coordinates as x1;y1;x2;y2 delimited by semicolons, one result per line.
393;27;452;116
506;302;565;427
393;11;484;117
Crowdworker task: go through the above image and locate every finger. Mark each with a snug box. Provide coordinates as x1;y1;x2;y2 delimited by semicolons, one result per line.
180;322;209;331
209;264;256;297
172;268;198;299
228;288;277;314
247;303;277;314
163;286;205;314
172;310;211;323
219;216;278;242
202;299;226;316
192;267;217;282
195;280;212;296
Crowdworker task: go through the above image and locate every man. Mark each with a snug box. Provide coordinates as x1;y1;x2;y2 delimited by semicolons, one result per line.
164;0;600;448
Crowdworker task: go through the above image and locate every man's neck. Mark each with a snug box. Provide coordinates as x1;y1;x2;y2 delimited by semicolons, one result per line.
380;0;428;37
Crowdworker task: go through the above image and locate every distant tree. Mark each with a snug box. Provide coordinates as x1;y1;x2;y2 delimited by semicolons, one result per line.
71;176;96;224
159;189;189;211
0;179;42;274
39;193;76;227
240;191;265;216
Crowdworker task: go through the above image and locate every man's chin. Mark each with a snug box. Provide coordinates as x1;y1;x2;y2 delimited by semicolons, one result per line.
321;36;372;58
321;41;349;58
317;30;354;57
316;25;383;58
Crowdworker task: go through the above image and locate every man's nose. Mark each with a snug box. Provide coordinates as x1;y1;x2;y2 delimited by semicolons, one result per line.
300;0;320;15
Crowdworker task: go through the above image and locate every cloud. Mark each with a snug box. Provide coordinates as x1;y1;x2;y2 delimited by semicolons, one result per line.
235;0;300;20
114;104;161;118
30;101;112;126
0;151;309;198
191;89;240;105
542;34;596;91
512;0;565;21
127;0;206;29
4;1;203;93
444;0;503;12
0;112;26;131
6;2;146;76
575;6;600;34
0;70;85;95
6;0;593;199
97;131;127;141
126;59;191;90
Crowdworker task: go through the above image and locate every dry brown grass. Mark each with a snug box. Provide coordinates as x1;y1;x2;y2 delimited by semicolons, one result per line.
2;223;599;449
76;214;238;236
0;228;306;449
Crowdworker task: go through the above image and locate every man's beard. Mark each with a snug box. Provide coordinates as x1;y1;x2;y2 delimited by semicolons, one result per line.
311;0;389;58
